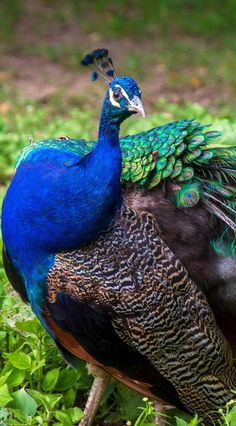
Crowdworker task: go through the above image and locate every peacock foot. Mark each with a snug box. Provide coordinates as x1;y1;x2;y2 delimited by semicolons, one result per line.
78;364;110;426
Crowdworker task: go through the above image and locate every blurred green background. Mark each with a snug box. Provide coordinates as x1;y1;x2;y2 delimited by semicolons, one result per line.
1;0;236;108
0;1;236;425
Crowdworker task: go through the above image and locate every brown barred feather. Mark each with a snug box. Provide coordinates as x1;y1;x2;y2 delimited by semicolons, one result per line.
44;309;163;402
46;206;236;417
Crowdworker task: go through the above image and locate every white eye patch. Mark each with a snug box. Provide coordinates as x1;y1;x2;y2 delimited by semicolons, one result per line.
109;84;132;108
115;84;132;103
109;88;120;108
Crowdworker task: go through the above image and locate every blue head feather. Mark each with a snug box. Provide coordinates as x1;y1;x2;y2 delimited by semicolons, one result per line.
81;48;144;124
98;76;143;129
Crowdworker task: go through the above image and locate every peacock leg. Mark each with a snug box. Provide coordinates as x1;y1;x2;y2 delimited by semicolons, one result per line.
79;364;110;426
154;401;166;426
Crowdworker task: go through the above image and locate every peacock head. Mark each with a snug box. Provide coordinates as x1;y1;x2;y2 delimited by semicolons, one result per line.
81;48;145;125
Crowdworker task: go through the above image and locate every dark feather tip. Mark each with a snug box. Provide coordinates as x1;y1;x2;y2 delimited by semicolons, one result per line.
92;48;109;59
81;48;109;66
106;70;114;77
91;71;98;81
81;54;93;66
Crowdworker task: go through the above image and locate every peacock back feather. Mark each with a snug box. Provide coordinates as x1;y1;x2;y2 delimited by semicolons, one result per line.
15;120;228;199
15;119;236;255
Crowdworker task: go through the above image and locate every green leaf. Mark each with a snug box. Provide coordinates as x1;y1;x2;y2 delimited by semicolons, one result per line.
31;358;46;374
140;423;156;426
33;416;44;425
65;407;84;423
7;369;25;388
225;404;236;423
188;414;200;426
27;389;47;409
7;352;31;370
54;411;73;426
42;367;59;391
28;389;62;410
4;417;23;425
9;408;29;423
55;368;78;391
63;388;76;408
0;331;6;342
44;393;63;409
176;418;188;426
0;383;13;407
0;408;8;422
15;319;43;336
0;371;12;387
117;383;142;421
8;388;37;416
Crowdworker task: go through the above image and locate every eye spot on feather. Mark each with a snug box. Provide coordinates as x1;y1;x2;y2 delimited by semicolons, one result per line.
58;136;71;141
183;191;199;206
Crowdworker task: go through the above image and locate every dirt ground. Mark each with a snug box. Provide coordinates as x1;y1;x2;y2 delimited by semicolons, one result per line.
1;0;234;113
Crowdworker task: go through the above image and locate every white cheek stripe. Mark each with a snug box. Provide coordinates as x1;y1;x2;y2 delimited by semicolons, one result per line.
115;84;132;103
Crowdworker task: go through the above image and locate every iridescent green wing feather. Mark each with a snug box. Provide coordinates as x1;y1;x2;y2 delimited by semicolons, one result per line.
16;120;204;182
15;120;219;192
119;119;220;190
120;120;193;187
15;137;95;169
15;121;236;254
120;120;236;253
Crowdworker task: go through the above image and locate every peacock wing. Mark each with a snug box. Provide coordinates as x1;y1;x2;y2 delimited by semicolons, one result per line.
121;120;236;257
15;138;95;169
44;206;236;415
120;119;218;190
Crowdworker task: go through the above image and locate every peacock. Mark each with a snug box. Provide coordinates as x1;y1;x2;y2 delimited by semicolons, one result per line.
2;48;236;425
16;109;236;361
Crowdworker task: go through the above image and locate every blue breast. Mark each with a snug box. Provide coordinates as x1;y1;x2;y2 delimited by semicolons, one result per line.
2;144;122;310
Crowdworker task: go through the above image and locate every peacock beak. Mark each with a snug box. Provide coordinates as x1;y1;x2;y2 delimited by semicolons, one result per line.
128;96;145;117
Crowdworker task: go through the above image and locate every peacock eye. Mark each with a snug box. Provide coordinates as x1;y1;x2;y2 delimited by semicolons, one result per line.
113;90;122;101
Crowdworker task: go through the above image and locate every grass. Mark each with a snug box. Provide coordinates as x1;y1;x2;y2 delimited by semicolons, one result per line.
0;0;22;43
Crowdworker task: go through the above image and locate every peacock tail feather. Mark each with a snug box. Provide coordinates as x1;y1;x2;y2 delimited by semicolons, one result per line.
194;146;236;255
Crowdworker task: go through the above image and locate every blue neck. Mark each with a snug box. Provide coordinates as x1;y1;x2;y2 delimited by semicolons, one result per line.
1;91;126;316
2;95;123;278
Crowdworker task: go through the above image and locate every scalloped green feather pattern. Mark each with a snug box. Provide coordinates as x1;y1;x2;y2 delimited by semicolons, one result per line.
15;137;95;169
15;119;220;190
15;119;236;254
14;120;235;210
120;119;220;189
